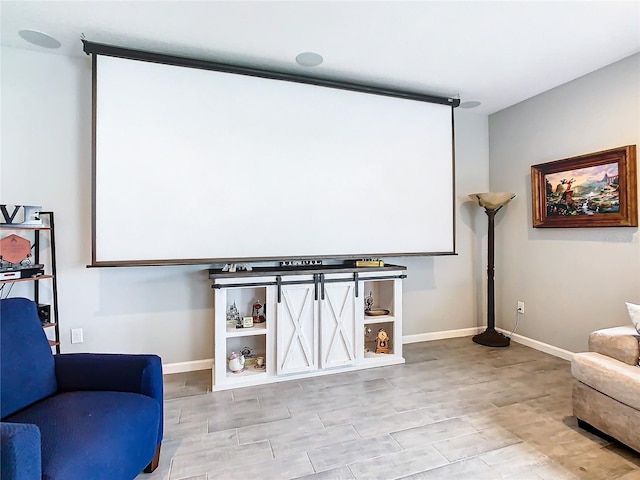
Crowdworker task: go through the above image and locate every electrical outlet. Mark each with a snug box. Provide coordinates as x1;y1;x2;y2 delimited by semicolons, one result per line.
71;328;84;344
517;301;525;314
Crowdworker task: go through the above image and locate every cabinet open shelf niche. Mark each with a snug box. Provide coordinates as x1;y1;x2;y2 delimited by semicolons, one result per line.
210;264;405;391
364;320;396;356
212;277;274;388
226;334;267;379
364;278;396;317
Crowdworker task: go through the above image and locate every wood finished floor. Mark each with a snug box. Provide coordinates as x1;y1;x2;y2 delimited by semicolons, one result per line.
136;337;640;480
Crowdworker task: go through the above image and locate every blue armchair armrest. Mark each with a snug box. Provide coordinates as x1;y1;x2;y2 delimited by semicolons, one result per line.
54;353;163;443
1;423;42;480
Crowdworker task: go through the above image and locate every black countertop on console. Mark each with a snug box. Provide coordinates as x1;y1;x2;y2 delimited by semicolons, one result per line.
208;263;406;279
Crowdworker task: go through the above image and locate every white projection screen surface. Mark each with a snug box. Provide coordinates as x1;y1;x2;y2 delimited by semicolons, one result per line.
91;49;456;266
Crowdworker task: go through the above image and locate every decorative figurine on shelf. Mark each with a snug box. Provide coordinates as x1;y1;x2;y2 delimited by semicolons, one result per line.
228;352;245;373
364;291;374;312
242;316;254;328
252;301;266;323
364;326;373;353
240;346;255;359
363;290;390;317
227;301;241;328
375;328;390;354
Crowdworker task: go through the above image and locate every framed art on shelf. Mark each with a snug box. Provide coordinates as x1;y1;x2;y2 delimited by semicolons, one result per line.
531;145;637;228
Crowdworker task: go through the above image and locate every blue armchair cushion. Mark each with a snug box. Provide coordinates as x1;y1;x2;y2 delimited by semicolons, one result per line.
0;298;57;418
5;391;160;480
0;423;41;480
55;353;164;444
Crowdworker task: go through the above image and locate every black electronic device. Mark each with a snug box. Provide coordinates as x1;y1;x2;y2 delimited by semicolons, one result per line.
38;304;51;324
20;265;45;278
0;263;45;279
0;263;44;273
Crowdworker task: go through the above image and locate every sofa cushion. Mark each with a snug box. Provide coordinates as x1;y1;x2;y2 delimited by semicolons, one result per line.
572;351;640;411
589;325;640;365
589;325;640;366
5;391;160;480
1;298;58;418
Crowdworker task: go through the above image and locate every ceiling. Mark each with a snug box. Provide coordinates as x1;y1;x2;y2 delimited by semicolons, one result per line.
1;1;639;114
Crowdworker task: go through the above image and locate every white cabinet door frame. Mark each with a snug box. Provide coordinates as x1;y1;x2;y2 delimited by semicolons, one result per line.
277;284;318;375
320;281;357;368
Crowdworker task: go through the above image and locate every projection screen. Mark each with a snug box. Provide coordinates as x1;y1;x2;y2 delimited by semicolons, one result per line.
85;42;457;266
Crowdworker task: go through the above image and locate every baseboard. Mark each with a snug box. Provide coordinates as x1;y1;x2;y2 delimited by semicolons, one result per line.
163;358;213;375
164;328;573;374
497;328;575;361
404;327;574;361
403;327;483;344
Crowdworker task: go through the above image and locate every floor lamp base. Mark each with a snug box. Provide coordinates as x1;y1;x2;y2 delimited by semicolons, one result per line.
473;328;510;348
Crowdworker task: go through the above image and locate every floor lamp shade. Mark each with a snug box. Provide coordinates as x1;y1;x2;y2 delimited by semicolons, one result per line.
469;192;515;347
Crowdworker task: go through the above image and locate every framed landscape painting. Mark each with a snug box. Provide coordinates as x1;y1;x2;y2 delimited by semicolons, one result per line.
531;145;637;228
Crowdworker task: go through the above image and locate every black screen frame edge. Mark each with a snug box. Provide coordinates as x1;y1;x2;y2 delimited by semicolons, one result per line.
83;40;460;107
86;251;459;268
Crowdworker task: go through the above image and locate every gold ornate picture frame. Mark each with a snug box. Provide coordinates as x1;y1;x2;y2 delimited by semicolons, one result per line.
531;145;637;228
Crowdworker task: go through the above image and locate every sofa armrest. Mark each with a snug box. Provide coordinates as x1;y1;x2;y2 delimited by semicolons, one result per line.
54;353;164;443
1;423;42;480
589;326;640;366
572;351;640;411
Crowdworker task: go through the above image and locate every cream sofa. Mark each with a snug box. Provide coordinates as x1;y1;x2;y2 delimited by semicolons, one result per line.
572;325;640;452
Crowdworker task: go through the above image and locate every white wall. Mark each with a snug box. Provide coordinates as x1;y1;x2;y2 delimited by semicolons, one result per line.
395;110;491;338
489;53;640;353
1;45;489;365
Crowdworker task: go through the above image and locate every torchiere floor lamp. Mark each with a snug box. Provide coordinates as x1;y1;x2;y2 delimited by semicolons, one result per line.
469;192;516;347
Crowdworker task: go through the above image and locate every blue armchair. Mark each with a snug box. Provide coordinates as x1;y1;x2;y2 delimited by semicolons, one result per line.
1;298;163;480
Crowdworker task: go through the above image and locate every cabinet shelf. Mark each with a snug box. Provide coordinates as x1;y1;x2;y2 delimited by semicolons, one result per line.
226;323;267;337
362;352;402;365
48;340;60;347
0;225;51;231
42;322;56;329
0;274;53;284
226;366;267;378
363;314;394;323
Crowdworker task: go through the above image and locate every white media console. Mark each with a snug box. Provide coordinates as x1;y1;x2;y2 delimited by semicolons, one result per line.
209;264;406;391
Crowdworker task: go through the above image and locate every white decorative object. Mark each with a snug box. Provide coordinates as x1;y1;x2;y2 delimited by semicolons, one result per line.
226;301;240;326
626;302;640;334
21;205;44;226
222;263;253;273
242;316;254;328
227;352;245;373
